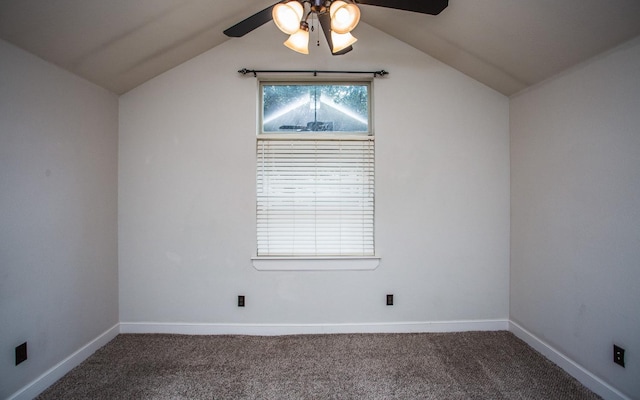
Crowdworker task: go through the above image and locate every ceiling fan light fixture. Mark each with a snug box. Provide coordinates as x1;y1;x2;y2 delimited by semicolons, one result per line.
226;1;449;56
331;31;357;53
329;1;360;34
284;26;310;54
273;1;304;35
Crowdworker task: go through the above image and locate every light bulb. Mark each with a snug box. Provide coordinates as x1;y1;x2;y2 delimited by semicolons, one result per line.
331;31;357;53
330;1;360;34
284;28;310;54
273;1;304;35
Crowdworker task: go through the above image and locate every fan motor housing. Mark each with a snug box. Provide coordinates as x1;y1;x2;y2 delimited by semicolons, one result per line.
310;0;329;15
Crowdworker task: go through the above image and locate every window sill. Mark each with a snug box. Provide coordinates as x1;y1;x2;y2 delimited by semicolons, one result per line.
252;256;380;271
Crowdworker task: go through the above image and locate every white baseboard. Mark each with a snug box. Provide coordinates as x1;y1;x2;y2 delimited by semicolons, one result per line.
509;321;630;400
8;323;120;400
119;319;509;336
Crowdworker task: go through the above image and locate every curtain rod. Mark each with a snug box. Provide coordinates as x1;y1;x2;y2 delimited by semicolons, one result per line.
238;68;388;77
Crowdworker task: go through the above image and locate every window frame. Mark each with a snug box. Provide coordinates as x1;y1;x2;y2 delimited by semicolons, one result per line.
253;78;379;271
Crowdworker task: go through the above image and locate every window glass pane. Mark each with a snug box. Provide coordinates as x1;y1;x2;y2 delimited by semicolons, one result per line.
262;84;369;133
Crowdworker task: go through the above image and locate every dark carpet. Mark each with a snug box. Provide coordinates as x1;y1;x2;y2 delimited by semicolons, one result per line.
37;331;601;399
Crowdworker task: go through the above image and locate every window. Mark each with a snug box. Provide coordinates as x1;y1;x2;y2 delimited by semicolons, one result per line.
262;84;369;133
256;82;375;261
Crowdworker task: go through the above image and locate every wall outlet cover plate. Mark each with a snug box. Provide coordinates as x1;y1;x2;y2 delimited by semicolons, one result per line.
15;342;27;365
613;344;625;367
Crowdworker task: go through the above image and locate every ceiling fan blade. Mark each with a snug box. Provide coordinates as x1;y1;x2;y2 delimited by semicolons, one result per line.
334;45;353;55
318;13;353;56
356;0;448;15
224;3;278;37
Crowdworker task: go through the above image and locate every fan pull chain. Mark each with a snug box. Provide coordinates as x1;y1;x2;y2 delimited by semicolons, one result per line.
311;14;320;47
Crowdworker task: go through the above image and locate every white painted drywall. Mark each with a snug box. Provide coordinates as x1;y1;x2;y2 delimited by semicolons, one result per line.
118;23;509;326
0;39;119;398
510;37;640;398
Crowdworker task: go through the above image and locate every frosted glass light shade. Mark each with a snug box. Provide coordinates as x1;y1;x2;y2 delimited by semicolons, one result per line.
329;1;360;34
331;31;357;53
273;1;304;35
284;28;310;54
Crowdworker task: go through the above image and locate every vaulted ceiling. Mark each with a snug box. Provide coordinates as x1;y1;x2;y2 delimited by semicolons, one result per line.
1;0;639;96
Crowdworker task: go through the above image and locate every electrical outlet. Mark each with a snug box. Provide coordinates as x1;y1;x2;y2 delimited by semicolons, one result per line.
613;344;625;367
238;295;245;307
386;294;394;306
15;342;27;366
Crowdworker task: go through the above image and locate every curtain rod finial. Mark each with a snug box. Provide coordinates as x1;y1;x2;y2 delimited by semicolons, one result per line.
238;68;257;76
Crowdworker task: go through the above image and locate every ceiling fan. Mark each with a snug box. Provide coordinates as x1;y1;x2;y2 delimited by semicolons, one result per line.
224;0;448;55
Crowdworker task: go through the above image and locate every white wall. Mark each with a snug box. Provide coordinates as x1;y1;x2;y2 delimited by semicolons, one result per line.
0;40;119;398
118;23;510;327
510;37;640;398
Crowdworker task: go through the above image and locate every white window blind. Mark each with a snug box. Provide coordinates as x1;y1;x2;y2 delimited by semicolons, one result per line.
257;138;374;257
